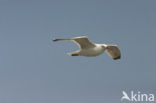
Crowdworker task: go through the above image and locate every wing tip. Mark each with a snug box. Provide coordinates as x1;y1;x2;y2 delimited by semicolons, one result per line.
68;52;79;56
52;38;64;42
52;38;57;42
113;55;121;60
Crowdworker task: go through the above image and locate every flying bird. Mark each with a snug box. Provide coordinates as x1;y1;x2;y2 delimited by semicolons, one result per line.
52;36;121;60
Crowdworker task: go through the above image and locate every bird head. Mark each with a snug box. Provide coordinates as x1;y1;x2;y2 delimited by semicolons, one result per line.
101;44;110;49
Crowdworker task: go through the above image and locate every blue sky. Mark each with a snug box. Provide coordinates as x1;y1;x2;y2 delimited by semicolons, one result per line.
0;0;156;103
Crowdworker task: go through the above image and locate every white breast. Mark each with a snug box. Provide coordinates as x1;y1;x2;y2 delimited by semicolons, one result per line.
79;44;105;57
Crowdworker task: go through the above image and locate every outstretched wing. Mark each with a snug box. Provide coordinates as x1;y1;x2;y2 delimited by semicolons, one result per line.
105;45;121;60
53;36;95;49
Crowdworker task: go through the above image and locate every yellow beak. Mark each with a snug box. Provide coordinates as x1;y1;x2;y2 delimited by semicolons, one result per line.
106;46;110;49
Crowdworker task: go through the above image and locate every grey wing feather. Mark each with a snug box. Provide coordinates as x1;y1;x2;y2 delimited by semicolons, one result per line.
53;36;95;49
105;45;121;60
72;36;95;49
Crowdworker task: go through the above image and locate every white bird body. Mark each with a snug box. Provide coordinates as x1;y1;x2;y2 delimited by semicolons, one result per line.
78;44;105;57
53;36;121;60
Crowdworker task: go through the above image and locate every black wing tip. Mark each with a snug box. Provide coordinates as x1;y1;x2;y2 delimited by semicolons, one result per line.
113;56;121;60
52;38;59;42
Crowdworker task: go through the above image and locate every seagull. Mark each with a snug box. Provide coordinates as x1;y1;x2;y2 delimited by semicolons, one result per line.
52;36;121;60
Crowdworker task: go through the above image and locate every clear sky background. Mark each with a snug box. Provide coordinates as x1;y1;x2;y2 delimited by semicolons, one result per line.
0;0;156;103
